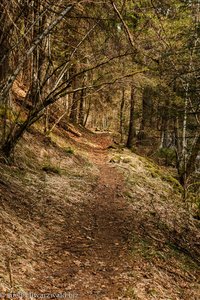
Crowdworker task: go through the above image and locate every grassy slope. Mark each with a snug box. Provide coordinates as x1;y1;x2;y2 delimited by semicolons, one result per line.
109;150;199;298
0;124;199;299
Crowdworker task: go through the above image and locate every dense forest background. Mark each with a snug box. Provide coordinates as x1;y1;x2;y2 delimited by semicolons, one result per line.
0;0;199;194
0;1;200;297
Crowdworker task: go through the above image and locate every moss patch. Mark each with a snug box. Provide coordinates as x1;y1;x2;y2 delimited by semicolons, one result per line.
42;164;62;175
140;157;183;193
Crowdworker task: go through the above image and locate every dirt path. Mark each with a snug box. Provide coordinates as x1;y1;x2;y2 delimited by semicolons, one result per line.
1;131;199;299
27;134;137;299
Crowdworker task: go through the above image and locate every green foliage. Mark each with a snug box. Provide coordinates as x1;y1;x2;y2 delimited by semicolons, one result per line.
65;147;74;155
126;12;140;29
141;157;183;193
156;147;177;166
123;287;139;299
0;106;14;121
42;164;62;175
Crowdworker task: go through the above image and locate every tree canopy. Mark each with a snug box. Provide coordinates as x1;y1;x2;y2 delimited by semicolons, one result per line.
0;0;199;187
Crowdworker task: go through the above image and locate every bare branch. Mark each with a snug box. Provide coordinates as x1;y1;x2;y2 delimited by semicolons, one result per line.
0;4;75;103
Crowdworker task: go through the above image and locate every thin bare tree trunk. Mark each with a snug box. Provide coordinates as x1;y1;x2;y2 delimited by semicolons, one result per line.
120;87;125;143
79;75;86;125
127;85;136;149
83;98;91;127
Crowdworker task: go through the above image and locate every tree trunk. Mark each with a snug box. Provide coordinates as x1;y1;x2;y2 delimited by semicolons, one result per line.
0;107;44;159
138;86;153;141
173;117;180;152
1;120;33;159
79;77;86;125
69;65;80;124
120;87;125;143
127;86;136;149
69;90;79;123
83;98;91;127
159;115;169;149
44;107;49;134
179;132;200;186
0;29;9;83
141;86;153;128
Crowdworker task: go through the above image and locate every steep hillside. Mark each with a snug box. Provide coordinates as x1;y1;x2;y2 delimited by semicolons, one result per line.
0;125;199;300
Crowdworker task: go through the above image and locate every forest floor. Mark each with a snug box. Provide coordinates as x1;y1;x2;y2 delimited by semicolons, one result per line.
0;126;199;299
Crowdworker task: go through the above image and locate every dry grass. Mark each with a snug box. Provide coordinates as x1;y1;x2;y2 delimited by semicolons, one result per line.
0;126;98;294
109;149;200;299
0;126;199;299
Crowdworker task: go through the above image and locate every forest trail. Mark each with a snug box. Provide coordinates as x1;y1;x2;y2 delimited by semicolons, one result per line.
0;130;199;300
1;1;200;298
28;133;137;299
